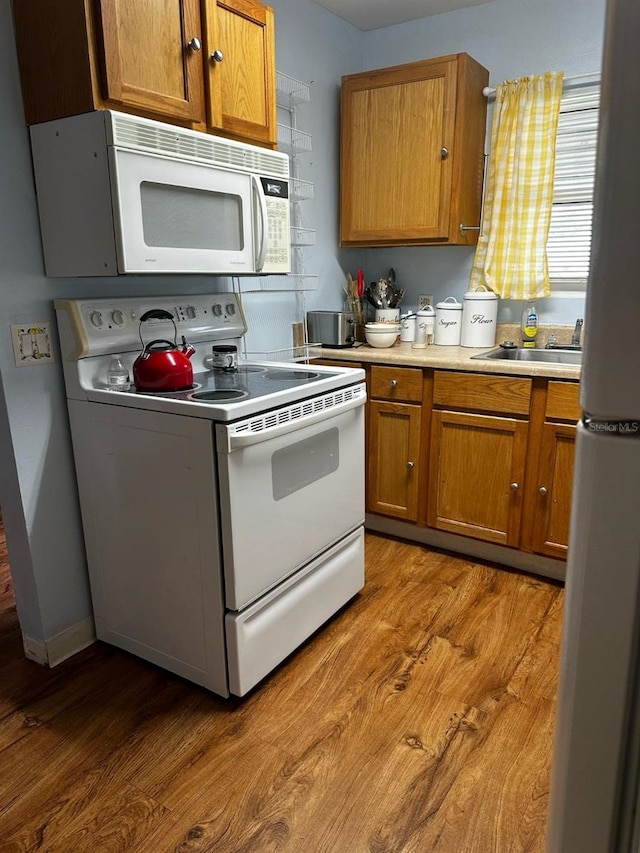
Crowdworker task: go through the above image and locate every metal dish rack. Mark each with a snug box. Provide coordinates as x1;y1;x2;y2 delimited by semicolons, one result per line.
239;71;318;362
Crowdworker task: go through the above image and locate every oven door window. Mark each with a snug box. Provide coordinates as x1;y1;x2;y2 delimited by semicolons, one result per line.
111;148;255;273
272;427;339;501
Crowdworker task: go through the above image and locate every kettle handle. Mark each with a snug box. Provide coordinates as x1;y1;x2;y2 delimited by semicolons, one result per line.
141;339;177;358
140;309;175;322
144;339;176;350
139;309;178;352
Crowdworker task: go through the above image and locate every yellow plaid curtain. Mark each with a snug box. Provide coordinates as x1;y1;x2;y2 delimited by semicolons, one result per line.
470;71;564;300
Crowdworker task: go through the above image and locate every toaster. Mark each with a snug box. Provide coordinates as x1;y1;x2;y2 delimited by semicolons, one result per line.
307;311;356;348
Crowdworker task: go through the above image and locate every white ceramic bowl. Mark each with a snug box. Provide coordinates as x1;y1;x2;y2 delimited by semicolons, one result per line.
364;322;401;348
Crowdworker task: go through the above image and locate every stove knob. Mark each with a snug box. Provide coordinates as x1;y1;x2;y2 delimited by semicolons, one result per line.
89;310;103;328
186;306;196;320
111;309;124;326
212;304;223;317
226;303;236;316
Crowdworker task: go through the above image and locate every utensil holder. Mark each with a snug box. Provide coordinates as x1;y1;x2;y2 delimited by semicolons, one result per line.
375;308;400;324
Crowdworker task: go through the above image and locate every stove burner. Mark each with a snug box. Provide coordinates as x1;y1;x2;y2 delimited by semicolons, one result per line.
262;370;321;381
210;365;267;374
190;389;249;403
136;382;201;395
202;358;266;374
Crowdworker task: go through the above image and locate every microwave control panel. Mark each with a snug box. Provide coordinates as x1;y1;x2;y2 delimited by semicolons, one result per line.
261;178;290;272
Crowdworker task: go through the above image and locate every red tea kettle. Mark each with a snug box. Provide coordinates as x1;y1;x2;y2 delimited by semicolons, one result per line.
133;309;195;392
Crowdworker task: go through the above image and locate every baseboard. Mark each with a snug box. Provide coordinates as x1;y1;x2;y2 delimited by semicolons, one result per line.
365;514;567;583
22;616;96;667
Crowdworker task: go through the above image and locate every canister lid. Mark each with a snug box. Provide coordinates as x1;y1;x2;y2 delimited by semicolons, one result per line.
463;286;498;300
435;297;462;310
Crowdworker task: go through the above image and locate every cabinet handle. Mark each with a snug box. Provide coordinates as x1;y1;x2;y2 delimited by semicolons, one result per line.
406;461;415;469
389;379;398;387
510;482;519;492
441;147;449;159
188;37;202;51
211;49;225;63
539;486;548;496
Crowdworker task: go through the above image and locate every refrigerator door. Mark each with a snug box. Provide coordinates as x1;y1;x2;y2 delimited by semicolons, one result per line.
547;423;640;852
580;0;640;422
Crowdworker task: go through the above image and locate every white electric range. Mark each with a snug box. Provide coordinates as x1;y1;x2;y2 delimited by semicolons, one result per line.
55;293;366;697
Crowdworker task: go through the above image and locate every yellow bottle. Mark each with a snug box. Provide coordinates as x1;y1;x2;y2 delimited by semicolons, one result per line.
521;304;538;348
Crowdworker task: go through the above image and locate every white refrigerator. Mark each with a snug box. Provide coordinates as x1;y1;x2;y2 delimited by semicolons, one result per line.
546;0;640;850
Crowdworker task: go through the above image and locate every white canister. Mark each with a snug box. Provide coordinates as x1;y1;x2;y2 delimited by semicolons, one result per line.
400;313;416;342
460;286;499;348
434;297;463;345
413;307;436;349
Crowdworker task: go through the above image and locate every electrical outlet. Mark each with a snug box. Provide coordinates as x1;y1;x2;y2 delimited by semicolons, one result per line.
418;294;433;310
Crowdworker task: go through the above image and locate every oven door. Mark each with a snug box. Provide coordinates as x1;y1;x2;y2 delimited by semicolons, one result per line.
216;384;366;611
110;148;261;274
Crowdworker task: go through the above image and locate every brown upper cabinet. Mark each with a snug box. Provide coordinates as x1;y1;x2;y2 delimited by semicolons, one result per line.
202;0;276;146
340;53;489;246
12;0;277;148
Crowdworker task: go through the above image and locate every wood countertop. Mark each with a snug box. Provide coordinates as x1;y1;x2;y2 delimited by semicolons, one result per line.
311;340;581;381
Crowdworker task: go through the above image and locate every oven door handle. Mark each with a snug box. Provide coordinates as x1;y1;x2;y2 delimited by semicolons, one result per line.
222;390;366;451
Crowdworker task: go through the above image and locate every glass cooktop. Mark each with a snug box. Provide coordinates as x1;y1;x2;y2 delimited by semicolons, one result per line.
135;364;328;404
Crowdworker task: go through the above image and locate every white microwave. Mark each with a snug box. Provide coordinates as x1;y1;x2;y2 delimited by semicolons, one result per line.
29;110;291;277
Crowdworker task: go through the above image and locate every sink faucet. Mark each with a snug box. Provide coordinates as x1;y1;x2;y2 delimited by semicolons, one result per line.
571;318;584;347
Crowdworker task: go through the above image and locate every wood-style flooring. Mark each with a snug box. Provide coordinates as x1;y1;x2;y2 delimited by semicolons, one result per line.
0;514;563;852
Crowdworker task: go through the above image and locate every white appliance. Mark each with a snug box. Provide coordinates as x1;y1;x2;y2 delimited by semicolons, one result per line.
546;1;640;850
30;110;291;277
55;293;366;697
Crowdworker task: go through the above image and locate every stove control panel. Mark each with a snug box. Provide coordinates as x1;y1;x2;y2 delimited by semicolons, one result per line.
55;293;248;359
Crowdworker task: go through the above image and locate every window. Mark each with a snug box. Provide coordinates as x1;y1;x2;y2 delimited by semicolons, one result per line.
547;82;600;292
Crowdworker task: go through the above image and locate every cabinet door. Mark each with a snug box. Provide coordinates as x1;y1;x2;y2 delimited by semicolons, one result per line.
368;401;422;521
202;0;277;146
531;423;577;559
428;410;528;546
97;0;205;122
341;58;457;245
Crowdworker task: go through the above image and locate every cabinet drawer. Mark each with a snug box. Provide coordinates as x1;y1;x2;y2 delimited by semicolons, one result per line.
433;371;532;416
545;381;581;422
370;365;423;402
311;359;364;370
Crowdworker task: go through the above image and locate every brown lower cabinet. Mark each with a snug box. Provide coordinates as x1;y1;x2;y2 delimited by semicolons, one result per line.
368;399;422;520
428;409;528;546
313;359;580;561
367;365;425;521
530;422;576;558
429;372;579;558
527;380;581;559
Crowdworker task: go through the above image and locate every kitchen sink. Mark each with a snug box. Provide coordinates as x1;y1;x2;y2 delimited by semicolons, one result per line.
471;347;582;365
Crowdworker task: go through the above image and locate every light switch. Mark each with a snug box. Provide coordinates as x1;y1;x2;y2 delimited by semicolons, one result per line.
11;322;55;366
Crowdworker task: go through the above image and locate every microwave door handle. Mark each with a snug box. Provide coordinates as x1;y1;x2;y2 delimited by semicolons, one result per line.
252;175;268;272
